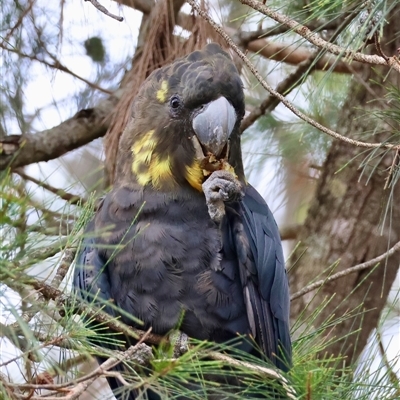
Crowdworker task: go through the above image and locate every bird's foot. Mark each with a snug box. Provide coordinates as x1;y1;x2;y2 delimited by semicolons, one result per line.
202;170;244;223
168;330;189;358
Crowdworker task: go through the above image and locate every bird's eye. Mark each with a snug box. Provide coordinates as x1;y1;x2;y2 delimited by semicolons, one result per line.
170;95;181;109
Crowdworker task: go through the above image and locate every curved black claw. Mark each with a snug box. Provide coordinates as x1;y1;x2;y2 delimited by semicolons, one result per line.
202;170;244;223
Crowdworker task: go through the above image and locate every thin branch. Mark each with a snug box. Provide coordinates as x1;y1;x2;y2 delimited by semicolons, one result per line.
0;371;21;399
187;0;400;151
1;43;113;95
242;40;354;74
241;3;356;132
240;49;321;132
51;247;77;288
7;273;163;346
239;0;400;73
290;240;400;301
10;326;296;400
3;242;73;341
31;354;89;385
0;332;80;369
238;17;341;43
15;170;86;205
1;0;35;46
84;0;124;22
10;337;153;399
239;2;360;45
117;0;360;74
0;322;41;361
207;351;297;400
4;270;297;398
374;31;389;61
384;148;400;190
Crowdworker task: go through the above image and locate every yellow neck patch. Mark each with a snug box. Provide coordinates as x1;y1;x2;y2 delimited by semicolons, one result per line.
131;130;175;189
185;160;204;191
185;159;238;192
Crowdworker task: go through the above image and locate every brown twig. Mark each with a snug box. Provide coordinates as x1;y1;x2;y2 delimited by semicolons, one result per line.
119;1;361;74
51;247;77;288
20;237;70;266
4;272;297;399
9;335;153;398
237;5;355;132
239;0;400;73
2;242;74;352
1;0;35;46
0;332;80;369
240;48;321;133
0;43;113;95
238;2;360;45
15;170;86;205
374;31;389;61
6;273;164;346
290;240;400;301
85;0;123;22
187;0;400;151
31;354;89;387
238;18;341;44
0;371;21;399
384;148;399;190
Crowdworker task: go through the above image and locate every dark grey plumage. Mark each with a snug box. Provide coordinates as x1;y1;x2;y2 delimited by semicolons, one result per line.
74;43;291;399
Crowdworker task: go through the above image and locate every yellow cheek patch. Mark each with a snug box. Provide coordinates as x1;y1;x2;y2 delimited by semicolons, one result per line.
156;80;169;103
132;130;156;179
131;130;175;189
131;130;156;157
185;160;204;191
149;156;174;188
136;171;152;187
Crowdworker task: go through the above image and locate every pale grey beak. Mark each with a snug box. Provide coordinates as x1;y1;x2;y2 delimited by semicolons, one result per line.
192;97;236;157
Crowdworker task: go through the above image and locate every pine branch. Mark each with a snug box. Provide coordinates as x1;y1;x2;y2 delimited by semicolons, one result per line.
240;49;321;133
6;337;153;400
15;170;86;205
290;240;400;301
240;0;400;73
188;0;400;152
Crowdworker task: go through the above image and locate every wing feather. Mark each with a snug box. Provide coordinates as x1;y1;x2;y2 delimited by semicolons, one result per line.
236;184;292;371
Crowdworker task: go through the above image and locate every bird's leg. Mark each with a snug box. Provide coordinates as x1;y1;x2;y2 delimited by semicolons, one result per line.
202;170;244;223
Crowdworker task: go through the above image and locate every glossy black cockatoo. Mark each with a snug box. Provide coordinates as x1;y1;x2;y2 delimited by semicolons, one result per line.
74;43;291;399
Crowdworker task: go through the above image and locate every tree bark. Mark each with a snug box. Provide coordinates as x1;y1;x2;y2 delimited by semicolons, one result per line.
0;95;119;170
290;4;400;365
